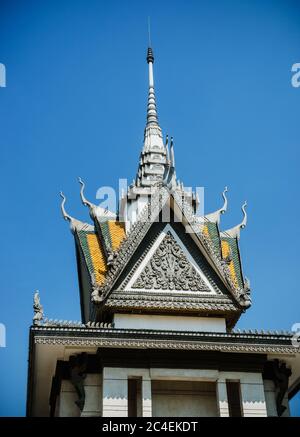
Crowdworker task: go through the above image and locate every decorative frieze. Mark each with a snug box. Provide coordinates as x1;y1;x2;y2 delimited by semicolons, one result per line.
33;335;297;354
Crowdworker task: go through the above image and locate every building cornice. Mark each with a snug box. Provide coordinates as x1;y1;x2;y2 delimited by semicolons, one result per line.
31;326;298;355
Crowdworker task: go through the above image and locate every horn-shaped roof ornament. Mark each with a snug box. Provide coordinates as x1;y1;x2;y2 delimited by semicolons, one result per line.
78;177;116;221
78;177;96;210
162;136;176;189
60;192;77;233
165;134;170;163
205;187;228;225
221;201;247;239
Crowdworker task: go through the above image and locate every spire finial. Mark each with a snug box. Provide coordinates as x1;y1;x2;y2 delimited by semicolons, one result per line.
133;33;167;189
146;41;157;125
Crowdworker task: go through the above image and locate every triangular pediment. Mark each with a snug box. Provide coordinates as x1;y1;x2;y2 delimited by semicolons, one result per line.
127;225;215;294
95;188;246;322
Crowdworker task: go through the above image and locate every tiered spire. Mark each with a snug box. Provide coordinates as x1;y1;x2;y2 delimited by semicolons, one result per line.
135;47;168;188
146;47;159;127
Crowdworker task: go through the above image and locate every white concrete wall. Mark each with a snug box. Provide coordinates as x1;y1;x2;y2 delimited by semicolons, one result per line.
102;368;152;417
58;380;80;417
219;372;267;417
260;380;291;417
101;367;268;417
114;314;226;333
58;374;102;417
81;374;102;417
57;367;268;417
151;380;218;417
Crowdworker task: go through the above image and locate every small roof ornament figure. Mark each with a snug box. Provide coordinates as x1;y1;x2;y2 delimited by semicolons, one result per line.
33;290;43;326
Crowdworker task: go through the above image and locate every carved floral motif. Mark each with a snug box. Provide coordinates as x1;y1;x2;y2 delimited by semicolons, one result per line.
132;232;209;292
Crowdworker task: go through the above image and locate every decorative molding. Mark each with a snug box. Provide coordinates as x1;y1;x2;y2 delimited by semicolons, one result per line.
32;325;297;354
33;335;297;355
105;297;238;312
41;319;114;328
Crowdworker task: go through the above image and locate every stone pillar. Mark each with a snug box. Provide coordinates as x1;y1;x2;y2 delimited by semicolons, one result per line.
216;379;229;417
142;376;152;417
240;374;267;417
102;368;128;417
58;380;80;417
80;374;102;417
263;380;277;417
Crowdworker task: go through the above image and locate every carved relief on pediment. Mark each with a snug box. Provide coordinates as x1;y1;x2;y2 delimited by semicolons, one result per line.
132;232;210;292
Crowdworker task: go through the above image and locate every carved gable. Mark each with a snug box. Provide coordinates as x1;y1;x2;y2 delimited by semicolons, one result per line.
125;225;216;294
132;231;209;292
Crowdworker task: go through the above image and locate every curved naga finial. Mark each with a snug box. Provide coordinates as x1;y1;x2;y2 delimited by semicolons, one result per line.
60;192;77;233
220;186;228;215
78;177;116;221
162;139;176;190
78;177;94;209
60;192;72;222
205;186;228;224
240;201;247;229
221;200;247;239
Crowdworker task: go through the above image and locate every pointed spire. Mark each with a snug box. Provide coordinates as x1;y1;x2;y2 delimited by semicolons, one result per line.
146;47;159;127
134;44;167;189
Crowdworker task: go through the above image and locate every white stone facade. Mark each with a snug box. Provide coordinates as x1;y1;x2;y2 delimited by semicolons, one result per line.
56;368;271;417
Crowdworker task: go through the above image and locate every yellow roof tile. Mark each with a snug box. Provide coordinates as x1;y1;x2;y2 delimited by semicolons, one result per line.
108;220;126;251
86;234;107;284
221;240;238;288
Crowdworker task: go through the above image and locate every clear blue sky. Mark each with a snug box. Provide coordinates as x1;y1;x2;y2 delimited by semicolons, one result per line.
0;0;299;416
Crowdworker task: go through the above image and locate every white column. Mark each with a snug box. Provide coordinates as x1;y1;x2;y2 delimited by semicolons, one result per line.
240;374;267;417
142;375;152;417
102;368;128;417
263;380;277;417
216;379;229;417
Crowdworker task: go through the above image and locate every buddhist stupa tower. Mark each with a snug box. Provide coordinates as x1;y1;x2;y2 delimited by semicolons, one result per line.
26;45;300;418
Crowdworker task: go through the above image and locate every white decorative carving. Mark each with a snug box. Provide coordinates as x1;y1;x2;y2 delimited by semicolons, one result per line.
132;232;209;292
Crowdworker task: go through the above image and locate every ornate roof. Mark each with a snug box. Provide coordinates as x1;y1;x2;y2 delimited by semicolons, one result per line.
60;47;251;328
